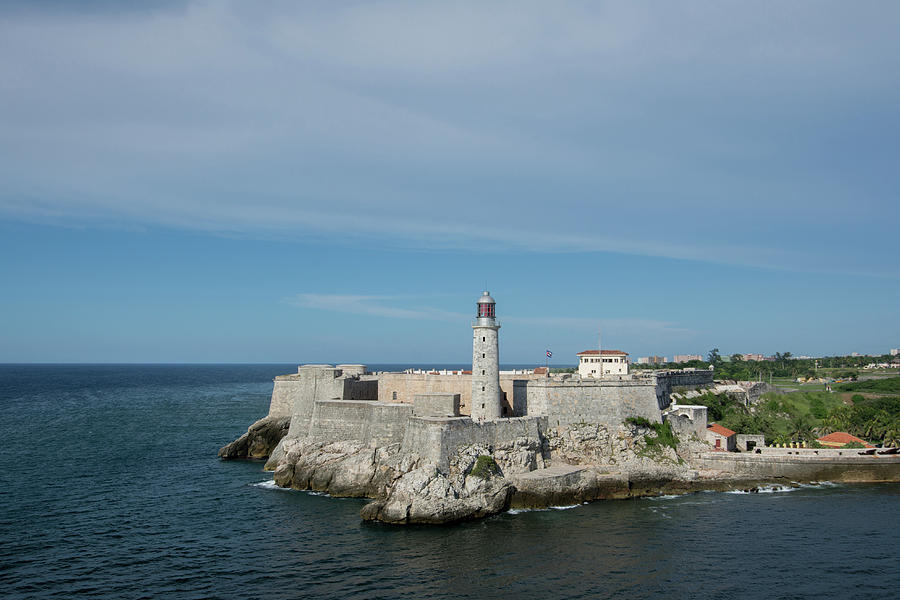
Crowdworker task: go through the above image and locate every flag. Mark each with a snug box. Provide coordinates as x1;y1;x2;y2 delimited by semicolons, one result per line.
546;350;552;358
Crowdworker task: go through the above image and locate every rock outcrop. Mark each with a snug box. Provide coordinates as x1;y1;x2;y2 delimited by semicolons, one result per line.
360;464;514;524
256;422;727;524
218;415;291;460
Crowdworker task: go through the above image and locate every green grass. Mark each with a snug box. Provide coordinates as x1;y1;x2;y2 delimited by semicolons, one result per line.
835;376;900;394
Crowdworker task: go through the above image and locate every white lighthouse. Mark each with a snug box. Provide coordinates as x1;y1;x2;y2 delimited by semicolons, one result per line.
471;291;502;421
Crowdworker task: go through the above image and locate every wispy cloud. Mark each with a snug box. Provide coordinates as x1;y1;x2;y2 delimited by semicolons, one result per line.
288;294;467;321
1;2;898;276
290;294;694;339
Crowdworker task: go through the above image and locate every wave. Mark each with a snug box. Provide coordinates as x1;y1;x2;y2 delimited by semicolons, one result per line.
507;504;583;515
726;481;842;495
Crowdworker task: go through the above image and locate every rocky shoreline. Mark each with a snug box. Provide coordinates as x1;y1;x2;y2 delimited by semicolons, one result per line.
220;422;818;525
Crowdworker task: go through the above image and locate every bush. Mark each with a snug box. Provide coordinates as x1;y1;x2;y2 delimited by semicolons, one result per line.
470;455;501;479
626;417;678;452
844;441;866;449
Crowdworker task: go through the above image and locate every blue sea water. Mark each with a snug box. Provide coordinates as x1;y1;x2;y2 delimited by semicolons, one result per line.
1;364;897;600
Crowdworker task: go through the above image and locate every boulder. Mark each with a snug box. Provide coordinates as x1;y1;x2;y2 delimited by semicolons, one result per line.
218;415;291;460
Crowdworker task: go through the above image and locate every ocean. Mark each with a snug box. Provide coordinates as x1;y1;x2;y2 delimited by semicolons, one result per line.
1;364;897;599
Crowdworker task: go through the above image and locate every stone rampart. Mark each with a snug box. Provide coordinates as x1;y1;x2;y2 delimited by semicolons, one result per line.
268;378;302;418
413;393;461;418
523;378;663;427
307;400;413;447
401;416;547;469
376;372;540;416
653;369;715;409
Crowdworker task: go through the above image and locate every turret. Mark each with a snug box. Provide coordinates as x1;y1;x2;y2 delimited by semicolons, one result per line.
471;291;502;421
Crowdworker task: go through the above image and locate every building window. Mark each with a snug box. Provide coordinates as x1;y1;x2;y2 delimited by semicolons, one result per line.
482;370;485;375
392;391;397;400
482;353;485;358
483;337;485;342
482;386;485;391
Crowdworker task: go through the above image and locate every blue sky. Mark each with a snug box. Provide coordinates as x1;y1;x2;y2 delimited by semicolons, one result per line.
1;1;898;363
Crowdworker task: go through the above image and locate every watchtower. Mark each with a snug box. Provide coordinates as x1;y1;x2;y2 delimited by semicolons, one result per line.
471;291;502;421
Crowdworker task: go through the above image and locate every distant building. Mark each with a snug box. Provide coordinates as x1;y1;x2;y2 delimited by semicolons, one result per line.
672;354;702;363
891;349;900;356
637;355;667;365
577;350;629;377
817;432;874;448
743;353;765;362
707;423;736;451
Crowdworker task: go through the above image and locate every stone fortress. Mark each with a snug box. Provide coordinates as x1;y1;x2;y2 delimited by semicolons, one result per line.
222;291;899;524
256;291;713;469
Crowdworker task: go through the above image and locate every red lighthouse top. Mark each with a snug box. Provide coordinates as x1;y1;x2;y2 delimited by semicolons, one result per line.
476;291;495;318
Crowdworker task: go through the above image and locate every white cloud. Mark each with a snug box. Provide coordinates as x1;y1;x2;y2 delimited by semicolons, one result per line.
288;294;467;321
1;1;899;275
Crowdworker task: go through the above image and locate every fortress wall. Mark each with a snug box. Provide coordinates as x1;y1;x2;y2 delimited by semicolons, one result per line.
697;452;900;482
376;373;536;417
285;366;347;438
401;416;546;470
343;377;378;401
525;379;662;427
363;403;414;447
268;378;303;418
308;400;374;442
307;400;413;446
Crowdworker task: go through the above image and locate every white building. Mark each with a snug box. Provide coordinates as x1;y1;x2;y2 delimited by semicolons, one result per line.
577;349;629;377
891;349;899;356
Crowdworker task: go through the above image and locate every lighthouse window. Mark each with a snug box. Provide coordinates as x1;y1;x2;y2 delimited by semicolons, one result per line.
482;370;485;375
482;386;485;391
482;353;485;358
392;391;397;400
482;337;485;342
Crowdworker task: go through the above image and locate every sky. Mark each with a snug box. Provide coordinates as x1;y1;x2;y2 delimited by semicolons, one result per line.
1;1;899;364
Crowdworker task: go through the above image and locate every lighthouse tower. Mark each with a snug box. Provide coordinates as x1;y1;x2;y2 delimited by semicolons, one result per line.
471;291;502;421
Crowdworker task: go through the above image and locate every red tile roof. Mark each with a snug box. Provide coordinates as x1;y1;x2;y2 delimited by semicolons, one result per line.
707;423;736;437
817;432;874;448
577;349;628;356
533;367;548;374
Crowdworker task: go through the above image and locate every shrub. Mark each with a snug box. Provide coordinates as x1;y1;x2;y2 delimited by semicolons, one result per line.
844;441;866;449
470;455;501;479
626;417;678;452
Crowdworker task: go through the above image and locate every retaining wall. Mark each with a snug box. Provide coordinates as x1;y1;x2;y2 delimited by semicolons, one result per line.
697;451;900;482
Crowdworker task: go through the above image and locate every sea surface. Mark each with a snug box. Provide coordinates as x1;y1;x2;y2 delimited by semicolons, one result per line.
1;364;898;600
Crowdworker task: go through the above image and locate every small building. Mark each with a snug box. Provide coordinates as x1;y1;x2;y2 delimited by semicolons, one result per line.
817;432;874;448
707;423;736;451
735;433;765;452
577;349;629;377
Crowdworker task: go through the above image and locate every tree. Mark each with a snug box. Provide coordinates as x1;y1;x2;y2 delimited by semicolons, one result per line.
707;348;721;365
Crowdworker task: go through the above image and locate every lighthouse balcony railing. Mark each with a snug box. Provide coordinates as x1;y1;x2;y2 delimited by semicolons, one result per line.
472;318;500;327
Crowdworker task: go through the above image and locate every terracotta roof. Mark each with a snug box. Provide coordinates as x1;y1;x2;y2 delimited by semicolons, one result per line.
707;423;736;437
817;432;874;448
533;367;548;374
577;349;629;356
